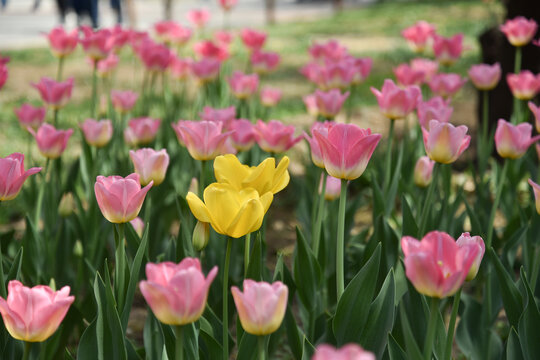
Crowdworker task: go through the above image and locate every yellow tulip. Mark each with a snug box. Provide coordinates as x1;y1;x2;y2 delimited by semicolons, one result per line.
213;154;290;195
186;183;273;238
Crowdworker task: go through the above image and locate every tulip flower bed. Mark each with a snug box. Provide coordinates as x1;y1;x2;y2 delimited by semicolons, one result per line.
1;1;540;360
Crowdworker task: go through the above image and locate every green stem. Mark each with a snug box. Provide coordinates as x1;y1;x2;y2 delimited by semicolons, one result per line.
223;237;232;360
22;341;31;360
424;297;440;360
444;288;462;360
53;108;59;127
418;163;439;237
34;159;50;228
530;238;540;293
199;160;206;197
115;223;126;313
91;61;98;118
514;46;522;75
56;56;64;81
479;91;489;173
175;325;184;360
383;119;395;191
258;335;266;360
336;179;348;301
312;173;327;257
244;232;251;277
486;161;509;248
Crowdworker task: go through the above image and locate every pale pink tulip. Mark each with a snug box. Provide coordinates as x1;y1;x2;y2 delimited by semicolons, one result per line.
137;40;172;73
111;90;138;113
200;106;236;129
260;87;282;107
0;153;41;201
229;119;256;151
371;79;421;119
317;60;355;90
417;96;453;128
351;56;373;84
80;119;113;148
231;280;288;336
507;71;540;100
401;231;480;298
30;123;73;159
320;174;342;201
304;121;334;168
432;33;464;66
251;50;280;74
528;101;540;133
140;259;217;325
130;217;145;237
96;53;119;78
218;0;238;11
401;21;436;53
80;26;113;62
172;120;232;160
129;148;170;186
468;63;501;91
254;120;302;153
314;89;350;119
494;119;540;159
529;179;540;215
410;58;439;81
312;344;375;360
186;9;211;29
422;120;470;164
428;73;467;98
214;30;233;46
154;21;192;46
94;173;153;223
414;156;435;188
309;39;349;63
124;117;161;147
456;233;485;281
169;57;192;81
45;26;78;58
394;63;425;86
14;104;46;131
193;40;230;62
313;123;381;180
228;71;259;99
191;57;221;83
240;28;267;52
32;77;74;109
303;94;319;117
0;281;74;342
110;25;131;52
500;16;538;47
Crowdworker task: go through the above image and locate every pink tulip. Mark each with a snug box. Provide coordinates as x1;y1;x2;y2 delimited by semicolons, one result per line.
313;123;381;180
172;120;232;160
370;79;421;119
303;94;319;117
401;231;481;298
320;174;342;201
231;280;288;336
191;57;221;83
317;61;355;90
528;101;540;133
260;87;282;107
228;71;259;99
95;173;153;223
130;217;145;237
351;56;373;84
186;9;211;29
240;28;267;52
110;25;131;52
30;123;73;159
229;119;256;151
394;63;425;86
0;64;6;91
218;0;238;11
96;53;119;78
129;148;170;186
169;57;192;81
80;26;113;62
304;121;334;168
193;40;230;62
140;258;217;325
417;96;453;128
494;119;540;159
251;50;280;74
432;33;464;66
124;117;161;147
410;58;439;81
529;179;540;215
254;120;302;153
32;77;74;109
401;21;436;53
200;106;236;129
309;39;349;63
422;120;470;164
500;16;538;47
468;63;501;91
80;119;113;148
137;40;172;73
506;71;540;100
214;30;233;46
312;344;375;360
45;26;78;58
414;156;435;188
111;90;138;113
314;89;349;119
428;73;467;98
0;153;41;201
154;21;192;46
456;233;485;281
14;104;46;131
0;280;74;342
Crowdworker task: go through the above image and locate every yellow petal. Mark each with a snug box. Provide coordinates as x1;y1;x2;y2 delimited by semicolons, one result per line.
271;156;290;194
242;157;274;194
204;183;241;234
214;154;249;190
259;192;274;214
227;198;265;238
186;192;212;223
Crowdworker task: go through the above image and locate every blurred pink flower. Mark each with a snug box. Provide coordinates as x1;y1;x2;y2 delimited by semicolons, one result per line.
0;153;41;201
30;123;73;159
251;50;280;74
428;73;467;98
45;26;78;58
410;58;439;81
186;8;211;29
394;63;426;86
129;148;170;186
218;0;238;11
468;63;501;91
506;70;540;100
312;343;375;360
494;119;540;159
254;120;302;153
228;71;259;99
432;33;464;66
371;79;421;119
172;120;232;160
529;179;540;215
14;104;46;132
414;156;435;188
193;40;230;62
422;119;470;164
456;232;485;281
32;77;74;109
200;106;236;129
240;28;267;52
260;87;282;107
500;16;538;47
314;89;349;119
80;26;113;62
124;117;161;146
80;118;113;148
528;101;540;133
191;57;221;83
401;21;436;53
111;90;139;113
417;96;453;128
229;119;257;151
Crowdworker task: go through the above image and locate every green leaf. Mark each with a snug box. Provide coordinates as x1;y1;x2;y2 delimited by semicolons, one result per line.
385;143;403;216
489;248;523;327
518;267;540;359
143;312;164;360
284;307;303;360
77;320;98;360
388;332;408;360
401;195;418;238
506;327;523;360
371;177;385;219
293;227;322;311
236;333;257;360
246;233;263;281
333;244;381;345
398;302;423;360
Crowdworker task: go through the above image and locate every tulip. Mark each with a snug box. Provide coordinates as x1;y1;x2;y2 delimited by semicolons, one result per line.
80;26;113;62
172;120;232;161
428;73;467;98
401;231;481;298
14;104;46;131
32;77;74;109
96;53;119;78
129;148;170;186
529;179;540;215
137;40;172;73
124;117;161;146
410;58;439;81
110;25;131;52
370;79;421;120
45;26;78;58
414;156;435;188
313;123;381;180
432;33;464;66
111;90;138;113
417;96;453;127
231;280;288;335
94;173;153;223
219;0;238;11
80;119;113;148
320;174;342;201
251;51;280;74
186;183;273;238
422;120;470;164
401;21;436;53
528;101;540;132
351;57;373;85
186;9;211;29
228;71;259;99
193;40;230;62
214;30;233;46
456;233;485;281
304;121;335;168
130;217;145;237
169;57;192;81
30;123;73;159
0;64;6;91
500;16;538;47
0;153;41;201
254;120;302;153
309;39;348;63
312;344;376;360
260;87;282;107
214;154;289;195
394;63;426;86
316;61;355;90
240;28;267;52
468;63;501;91
494;119;540;159
190;57;221;84
0;281;74;342
314;89;350;119
192;221;210;251
200;106;236;128
507;71;540;100
154;21;192;46
229;119;257;151
140;259;218;325
303;94;319;117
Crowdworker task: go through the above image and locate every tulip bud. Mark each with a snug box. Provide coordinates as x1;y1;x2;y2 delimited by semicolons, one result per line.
456;233;485;281
73;240;84;257
188;177;199;196
58;192;75;217
49;278;57;291
319;174;342;201
192;221;210;251
130;217;145;238
414;156;435;187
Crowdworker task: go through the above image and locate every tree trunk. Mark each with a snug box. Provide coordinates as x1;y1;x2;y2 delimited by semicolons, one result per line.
265;0;276;25
164;0;173;20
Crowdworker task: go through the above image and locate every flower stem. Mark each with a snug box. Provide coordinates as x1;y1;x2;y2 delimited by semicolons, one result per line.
514;46;522;75
424;297;440;360
486;161;509;249
479;90;489;173
199;160;206;197
53;108;59;127
223;237;232;360
336;178;348;301
418;163;439;237
383;119;395;191
34;159;50;228
114;223;126;312
22;341;31;360
91;61;98;118
56;56;64;81
244;232;251;277
312;173;327;257
258;335;266;360
444;288;462;360
175;325;184;360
